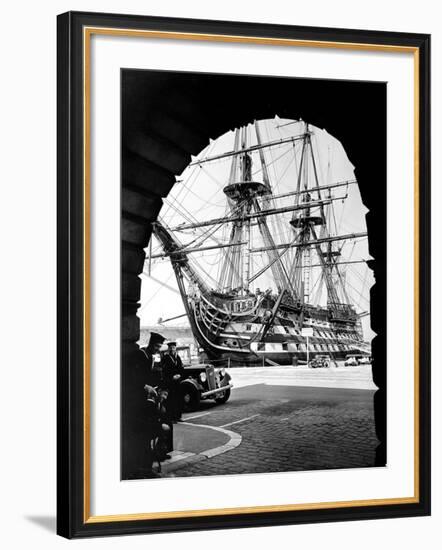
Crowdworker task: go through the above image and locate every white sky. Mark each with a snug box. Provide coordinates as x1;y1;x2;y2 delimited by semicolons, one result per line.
139;117;375;342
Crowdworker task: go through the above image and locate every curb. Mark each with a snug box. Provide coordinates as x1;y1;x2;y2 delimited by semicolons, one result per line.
158;422;242;475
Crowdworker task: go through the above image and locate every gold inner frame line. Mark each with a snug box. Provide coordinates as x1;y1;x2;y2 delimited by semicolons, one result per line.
82;26;420;524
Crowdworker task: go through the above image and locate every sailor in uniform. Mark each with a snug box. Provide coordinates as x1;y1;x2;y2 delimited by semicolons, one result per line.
141;333;175;461
162;341;185;422
140;331;165;386
122;331;165;479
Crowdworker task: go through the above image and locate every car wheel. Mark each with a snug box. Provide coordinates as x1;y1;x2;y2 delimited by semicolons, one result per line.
181;384;200;411
215;388;231;404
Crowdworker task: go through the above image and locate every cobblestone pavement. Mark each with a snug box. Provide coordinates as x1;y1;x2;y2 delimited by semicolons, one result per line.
167;382;378;478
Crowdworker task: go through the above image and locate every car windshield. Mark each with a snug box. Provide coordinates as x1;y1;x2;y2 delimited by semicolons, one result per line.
177;348;191;363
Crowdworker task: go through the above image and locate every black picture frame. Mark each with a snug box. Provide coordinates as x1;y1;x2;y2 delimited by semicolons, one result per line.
57;10;431;539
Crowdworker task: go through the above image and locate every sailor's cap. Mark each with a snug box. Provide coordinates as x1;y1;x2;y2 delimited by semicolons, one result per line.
148;332;166;346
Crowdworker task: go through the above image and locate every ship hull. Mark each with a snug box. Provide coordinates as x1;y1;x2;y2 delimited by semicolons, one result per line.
185;290;370;367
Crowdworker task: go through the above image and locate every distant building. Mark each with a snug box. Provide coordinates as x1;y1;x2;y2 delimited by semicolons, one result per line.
139;325;197;350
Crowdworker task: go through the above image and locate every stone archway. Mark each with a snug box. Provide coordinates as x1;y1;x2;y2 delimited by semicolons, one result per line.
121;69;386;465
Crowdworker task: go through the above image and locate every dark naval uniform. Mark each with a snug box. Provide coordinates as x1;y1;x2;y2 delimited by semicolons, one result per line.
162;349;185;421
121;332;165;479
140;347;162;386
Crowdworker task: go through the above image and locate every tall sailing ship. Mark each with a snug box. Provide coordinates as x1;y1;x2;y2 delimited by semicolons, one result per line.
147;119;372;366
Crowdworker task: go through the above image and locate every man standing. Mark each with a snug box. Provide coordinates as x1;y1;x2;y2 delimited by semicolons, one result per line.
162;341;185;422
142;333;179;461
140;332;165;386
122;331;165;479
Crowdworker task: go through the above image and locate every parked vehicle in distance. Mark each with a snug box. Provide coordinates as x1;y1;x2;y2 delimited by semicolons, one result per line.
174;346;233;411
309;354;331;368
344;354;371;366
344;355;359;366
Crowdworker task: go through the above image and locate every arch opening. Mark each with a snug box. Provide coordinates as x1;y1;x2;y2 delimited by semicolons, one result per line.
139;117;375;368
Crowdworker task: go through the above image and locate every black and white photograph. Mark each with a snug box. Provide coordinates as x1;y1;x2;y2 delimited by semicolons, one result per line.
121;69;386;481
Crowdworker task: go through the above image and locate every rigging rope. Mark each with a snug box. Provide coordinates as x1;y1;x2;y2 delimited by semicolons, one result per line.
161;139;219;220
199;163;226;189
138;271;177;313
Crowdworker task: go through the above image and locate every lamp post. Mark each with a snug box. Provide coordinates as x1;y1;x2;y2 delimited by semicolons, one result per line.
301;327;314;365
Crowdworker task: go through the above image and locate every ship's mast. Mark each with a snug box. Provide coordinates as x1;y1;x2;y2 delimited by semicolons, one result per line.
218;126;257;294
149;119;367;326
254;121;294;296
289;124;317;303
217;129;239;292
288;123;356;319
240;126;252;293
217;122;296;297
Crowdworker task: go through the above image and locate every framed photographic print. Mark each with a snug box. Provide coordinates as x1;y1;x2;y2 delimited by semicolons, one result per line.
57;11;431;538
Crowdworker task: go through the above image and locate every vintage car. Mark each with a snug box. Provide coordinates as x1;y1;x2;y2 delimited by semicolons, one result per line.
309;354;331;368
180;364;233;410
175;346;233;411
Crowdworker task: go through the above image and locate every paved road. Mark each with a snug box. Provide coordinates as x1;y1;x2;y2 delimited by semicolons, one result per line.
162;367;379;478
